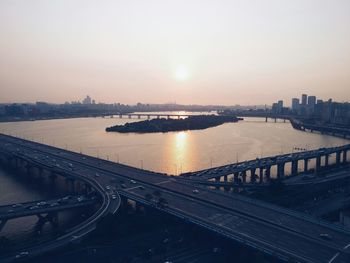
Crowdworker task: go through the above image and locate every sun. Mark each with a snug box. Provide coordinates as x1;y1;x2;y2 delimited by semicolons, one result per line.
175;65;189;81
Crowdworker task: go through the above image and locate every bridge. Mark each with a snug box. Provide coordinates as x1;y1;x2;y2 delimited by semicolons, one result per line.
0;196;97;233
112;113;193;119
180;145;350;185
1;133;350;263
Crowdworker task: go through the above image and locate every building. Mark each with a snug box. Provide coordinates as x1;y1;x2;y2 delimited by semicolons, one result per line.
82;95;92;105
292;98;300;113
301;94;307;106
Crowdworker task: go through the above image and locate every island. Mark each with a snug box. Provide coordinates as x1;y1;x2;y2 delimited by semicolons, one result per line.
105;115;243;133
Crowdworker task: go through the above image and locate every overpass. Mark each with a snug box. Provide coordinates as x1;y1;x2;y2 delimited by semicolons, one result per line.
0;196;97;233
180;145;350;185
1;134;350;263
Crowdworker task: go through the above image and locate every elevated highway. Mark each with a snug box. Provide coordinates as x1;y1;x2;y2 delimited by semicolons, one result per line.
1;134;350;262
0;195;97;232
180;145;350;184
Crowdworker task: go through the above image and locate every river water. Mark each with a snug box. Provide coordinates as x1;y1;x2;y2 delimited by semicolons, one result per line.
0;114;348;245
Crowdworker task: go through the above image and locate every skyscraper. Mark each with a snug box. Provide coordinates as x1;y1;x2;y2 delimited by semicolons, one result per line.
301;94;307;105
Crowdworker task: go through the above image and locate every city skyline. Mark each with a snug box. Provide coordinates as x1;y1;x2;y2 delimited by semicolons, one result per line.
1;0;350;105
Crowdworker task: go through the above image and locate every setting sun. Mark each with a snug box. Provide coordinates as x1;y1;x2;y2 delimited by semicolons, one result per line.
175;65;190;81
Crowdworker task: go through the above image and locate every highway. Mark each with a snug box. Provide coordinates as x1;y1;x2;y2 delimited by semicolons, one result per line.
1;134;350;262
0;195;96;221
180;144;350;180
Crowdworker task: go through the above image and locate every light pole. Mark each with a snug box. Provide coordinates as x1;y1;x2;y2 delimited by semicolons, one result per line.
140;160;143;169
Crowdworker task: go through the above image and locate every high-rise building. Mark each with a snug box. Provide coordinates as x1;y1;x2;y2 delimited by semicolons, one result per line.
308;96;316;107
83;95;92;105
301;94;307;105
292;98;300;112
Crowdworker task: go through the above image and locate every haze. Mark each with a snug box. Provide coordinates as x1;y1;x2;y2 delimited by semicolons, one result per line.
0;0;349;105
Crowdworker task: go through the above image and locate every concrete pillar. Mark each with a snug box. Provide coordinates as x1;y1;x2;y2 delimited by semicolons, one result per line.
315;155;321;174
265;166;271;181
234;172;239;183
336;151;341;166
250;168;256;183
119;114;122;118
325;154;329;167
343;150;348;164
215;177;220;189
277;163;285;179
304;159;309;172
291;160;298;176
259;168;264;183
241;171;247;183
138;115;141;119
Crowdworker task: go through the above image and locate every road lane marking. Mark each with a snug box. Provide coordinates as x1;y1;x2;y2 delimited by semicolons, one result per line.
328;252;340;263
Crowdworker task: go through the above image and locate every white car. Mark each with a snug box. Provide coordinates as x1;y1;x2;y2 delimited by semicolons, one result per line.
192;189;200;194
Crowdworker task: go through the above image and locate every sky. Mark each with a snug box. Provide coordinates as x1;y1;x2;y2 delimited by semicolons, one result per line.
0;0;349;106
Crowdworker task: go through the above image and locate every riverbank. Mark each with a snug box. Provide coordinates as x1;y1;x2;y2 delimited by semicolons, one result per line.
106;115;242;133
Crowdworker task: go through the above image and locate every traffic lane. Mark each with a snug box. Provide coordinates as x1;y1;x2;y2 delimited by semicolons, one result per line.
153;180;350;249
124;185;338;263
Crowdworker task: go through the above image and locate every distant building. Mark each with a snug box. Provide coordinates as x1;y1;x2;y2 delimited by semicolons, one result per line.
292;98;300;113
82;95;92;105
301;94;307;106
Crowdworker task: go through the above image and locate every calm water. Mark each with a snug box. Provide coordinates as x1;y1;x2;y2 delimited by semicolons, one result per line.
0;114;348;175
0;114;348;244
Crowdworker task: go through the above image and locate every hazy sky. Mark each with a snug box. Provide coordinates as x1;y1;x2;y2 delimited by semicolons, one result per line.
1;0;349;105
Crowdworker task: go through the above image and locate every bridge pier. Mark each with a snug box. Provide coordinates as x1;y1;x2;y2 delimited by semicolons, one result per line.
119;114;122;118
241;171;247;183
336;151;341;166
234;172;239;183
147;115;150;119
138;115;141;119
343;150;348;164
291;160;298;176
265;166;271;181
325;154;329;167
304;159;309;172
250;168;256;183
37;212;59;227
128;114;131;119
277;163;285;179
259;168;264;183
315;155;321;175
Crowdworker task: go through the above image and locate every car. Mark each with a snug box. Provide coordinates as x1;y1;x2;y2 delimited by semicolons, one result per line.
138;186;145;190
319;233;332;241
106;185;111;190
15;251;29;259
192;189;200;194
121;184;127;189
8;209;14;213
111;194;117;200
12;203;23;208
130;180;137;184
95;173;100;177
50;202;59;207
37;201;47;206
29;206;39;210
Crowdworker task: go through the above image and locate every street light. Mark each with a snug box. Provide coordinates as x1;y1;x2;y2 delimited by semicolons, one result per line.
140;160;143;169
